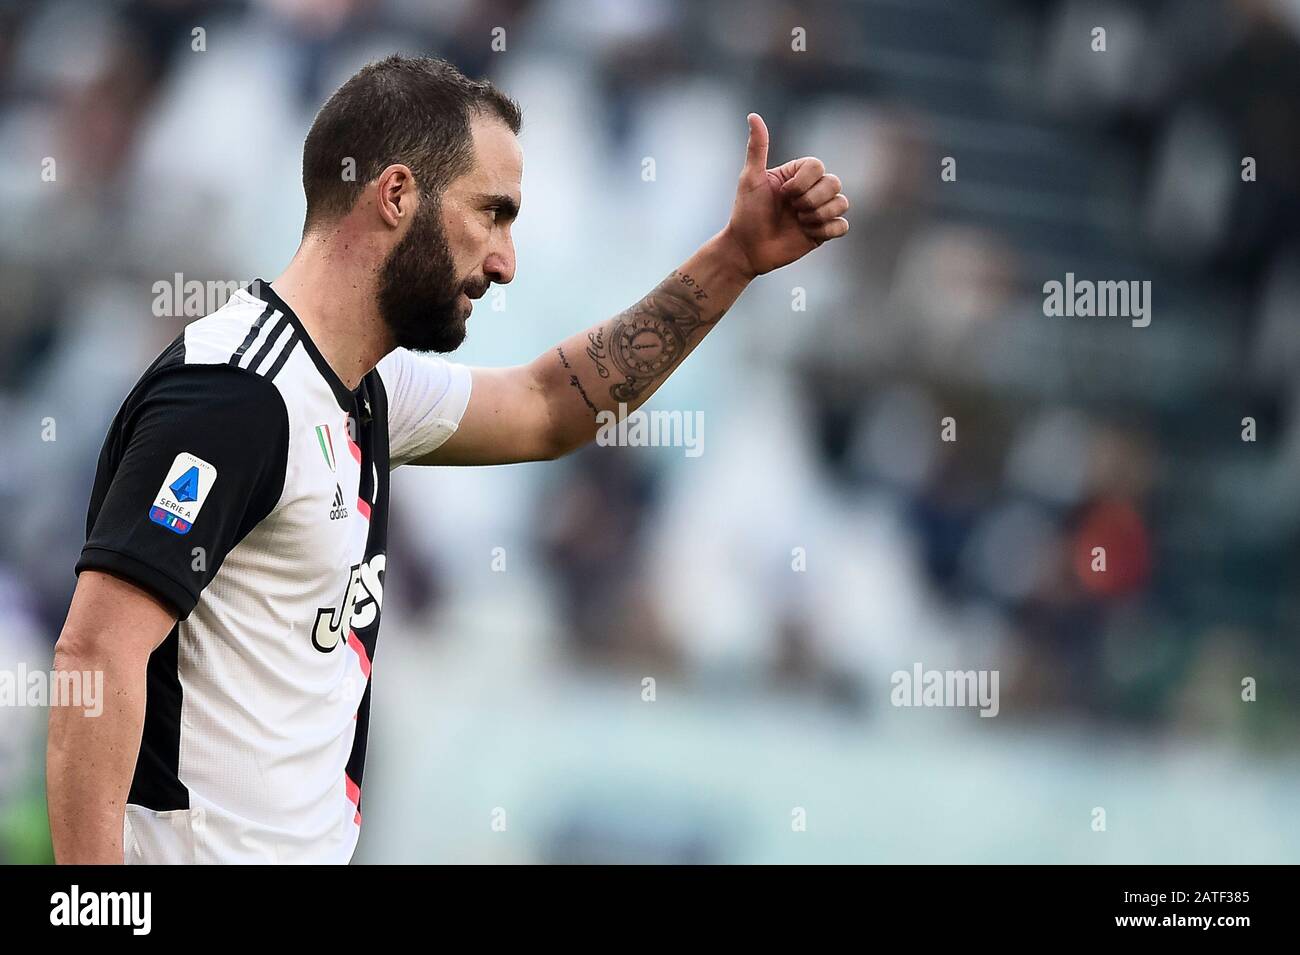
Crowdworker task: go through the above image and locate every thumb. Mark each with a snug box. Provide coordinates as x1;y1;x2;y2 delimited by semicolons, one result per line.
741;112;769;186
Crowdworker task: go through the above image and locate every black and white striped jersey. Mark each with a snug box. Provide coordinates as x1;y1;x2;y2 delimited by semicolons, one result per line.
76;279;472;863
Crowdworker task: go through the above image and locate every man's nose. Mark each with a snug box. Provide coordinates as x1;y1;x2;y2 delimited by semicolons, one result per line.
484;239;515;285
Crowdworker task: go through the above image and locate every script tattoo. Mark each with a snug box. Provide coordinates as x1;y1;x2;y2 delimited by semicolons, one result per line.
558;348;600;419
597;270;715;404
569;374;600;418
586;328;611;379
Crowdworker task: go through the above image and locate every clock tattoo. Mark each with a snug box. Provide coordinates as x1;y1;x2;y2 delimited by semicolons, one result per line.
603;272;714;403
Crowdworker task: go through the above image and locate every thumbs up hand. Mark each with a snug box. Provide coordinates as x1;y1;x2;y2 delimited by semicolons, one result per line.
721;113;849;278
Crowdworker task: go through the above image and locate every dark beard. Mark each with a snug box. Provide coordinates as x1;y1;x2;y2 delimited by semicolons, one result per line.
377;201;476;353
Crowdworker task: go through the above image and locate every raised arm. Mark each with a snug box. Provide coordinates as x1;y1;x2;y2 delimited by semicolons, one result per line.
413;113;849;466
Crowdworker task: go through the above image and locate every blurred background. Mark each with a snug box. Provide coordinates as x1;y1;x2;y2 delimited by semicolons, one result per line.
2;0;1299;864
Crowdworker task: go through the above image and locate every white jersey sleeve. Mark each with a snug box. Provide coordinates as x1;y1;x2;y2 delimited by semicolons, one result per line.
376;348;474;468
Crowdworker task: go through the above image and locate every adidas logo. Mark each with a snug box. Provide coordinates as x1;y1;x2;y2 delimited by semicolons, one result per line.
329;484;349;521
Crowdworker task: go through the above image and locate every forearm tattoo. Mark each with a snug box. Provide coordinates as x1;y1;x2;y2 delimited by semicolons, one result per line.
558;346;600;418
585;328;611;379
599;270;715;404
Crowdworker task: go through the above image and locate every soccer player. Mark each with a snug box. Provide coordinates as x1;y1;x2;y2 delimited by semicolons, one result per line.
45;55;850;863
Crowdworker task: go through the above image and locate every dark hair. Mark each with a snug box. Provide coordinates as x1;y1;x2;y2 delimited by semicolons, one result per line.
301;54;521;229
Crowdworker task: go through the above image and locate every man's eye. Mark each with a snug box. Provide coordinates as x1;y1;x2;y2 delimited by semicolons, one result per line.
486;207;499;221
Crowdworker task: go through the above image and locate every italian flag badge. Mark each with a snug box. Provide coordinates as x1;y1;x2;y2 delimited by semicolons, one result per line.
315;424;337;472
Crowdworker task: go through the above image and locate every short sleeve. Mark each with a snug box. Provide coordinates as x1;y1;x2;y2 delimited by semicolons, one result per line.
376;348;473;468
76;365;290;619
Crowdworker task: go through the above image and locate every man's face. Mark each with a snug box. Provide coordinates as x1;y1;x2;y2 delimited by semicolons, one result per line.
378;114;521;353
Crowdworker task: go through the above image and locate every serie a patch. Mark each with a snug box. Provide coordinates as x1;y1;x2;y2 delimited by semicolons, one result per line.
149;452;218;535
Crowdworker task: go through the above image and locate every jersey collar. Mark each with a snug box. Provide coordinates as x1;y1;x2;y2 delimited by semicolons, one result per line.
246;279;359;413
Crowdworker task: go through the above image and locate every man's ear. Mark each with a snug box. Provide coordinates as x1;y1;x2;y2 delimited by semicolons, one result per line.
375;163;415;228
